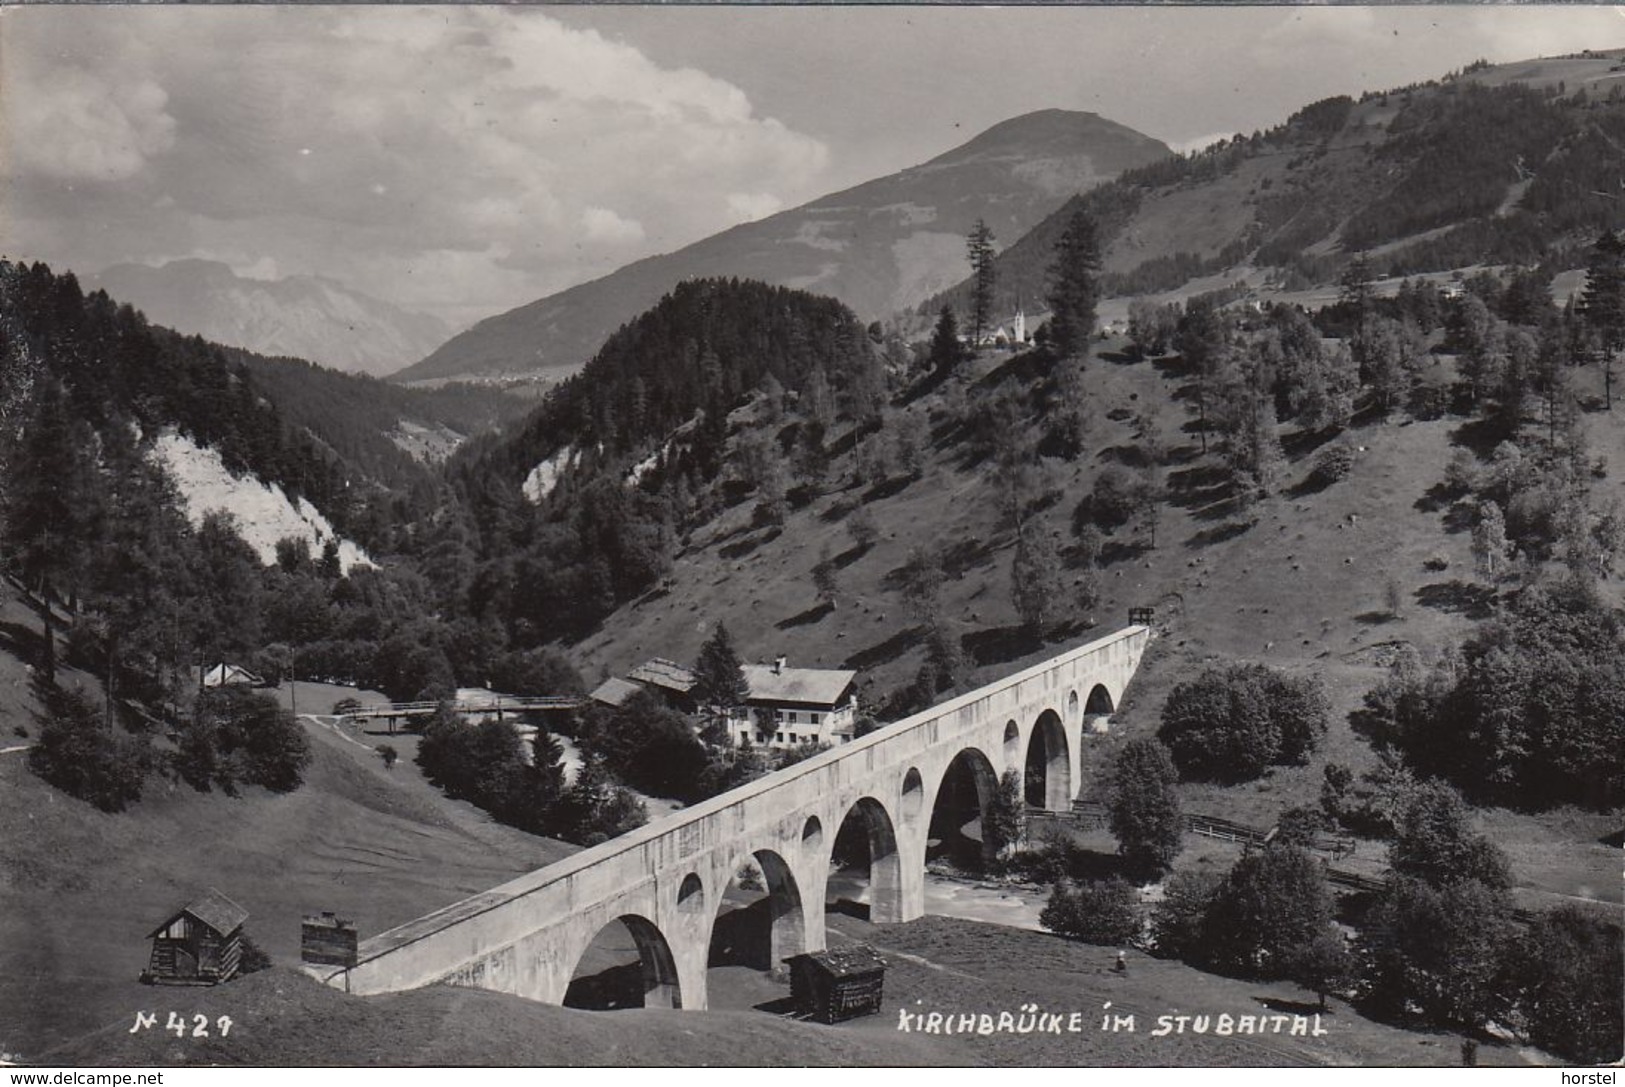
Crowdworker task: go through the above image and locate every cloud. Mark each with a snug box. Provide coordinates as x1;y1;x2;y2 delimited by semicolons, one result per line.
726;192;785;222
581;207;645;244
7;63;176;181
2;7;832;326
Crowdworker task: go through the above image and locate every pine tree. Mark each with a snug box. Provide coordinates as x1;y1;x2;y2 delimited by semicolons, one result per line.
1580;229;1625;409
929;305;963;377
966;219;997;350
1046;210;1102;360
693;622;749;721
1339;252;1375;318
0;380;96;683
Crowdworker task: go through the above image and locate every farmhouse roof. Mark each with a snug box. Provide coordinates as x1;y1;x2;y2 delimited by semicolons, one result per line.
589;677;641;707
627;658;697;694
149;888;249;938
202;662;262;688
786;944;887;978
743;664;855;708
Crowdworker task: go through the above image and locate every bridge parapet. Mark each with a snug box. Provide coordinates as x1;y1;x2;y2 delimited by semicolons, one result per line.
309;624;1151;1008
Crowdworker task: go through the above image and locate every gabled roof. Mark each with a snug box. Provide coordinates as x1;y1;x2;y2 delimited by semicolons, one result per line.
627;658;697;694
589;676;641;707
150;888;248;938
202;663;262;688
785;944;887;977
743;664;855;708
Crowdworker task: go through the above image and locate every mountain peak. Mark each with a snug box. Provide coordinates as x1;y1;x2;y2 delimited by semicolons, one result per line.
924;109;1148;164
90;260;450;379
396;110;1170;385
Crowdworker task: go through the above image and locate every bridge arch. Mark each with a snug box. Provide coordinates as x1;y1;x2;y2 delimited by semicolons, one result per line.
900;767;925;822
925;745;1001;870
1002;720;1020;770
801;815;824;852
1085;683;1115;719
676;872;706;916
1024;708;1071;811
707;847;807;977
563;913;683;1010
827;795;903;924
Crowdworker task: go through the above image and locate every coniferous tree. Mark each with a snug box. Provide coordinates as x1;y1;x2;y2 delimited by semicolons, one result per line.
693;622;749;722
1580;229;1625;409
1046;210;1102;360
929;305;963;378
966;219;997;350
1176;296;1229;451
0;380;97;683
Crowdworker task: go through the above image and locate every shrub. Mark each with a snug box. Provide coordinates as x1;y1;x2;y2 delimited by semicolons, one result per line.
1158;663;1328;782
983;768;1025;858
1274;805;1327;847
1203;845;1337;978
1086;465;1143;531
1148;869;1223;961
236;932;272;976
1443;448;1480;494
28;685;151;812
181;687;312;795
332;697;362;717
1389;781;1512;891
1003;831;1093;885
1505;906;1623;1064
1040;878;1142;945
1310;441;1356;487
581;689;711;802
1358;876;1514;1029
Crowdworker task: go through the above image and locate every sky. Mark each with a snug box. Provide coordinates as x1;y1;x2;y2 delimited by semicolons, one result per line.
4;4;1623;331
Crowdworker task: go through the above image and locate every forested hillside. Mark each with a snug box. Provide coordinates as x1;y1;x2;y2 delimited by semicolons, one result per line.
926;57;1625;322
447;278;886;644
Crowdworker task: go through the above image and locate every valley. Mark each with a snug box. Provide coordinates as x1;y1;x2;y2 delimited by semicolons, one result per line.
1;37;1622;1072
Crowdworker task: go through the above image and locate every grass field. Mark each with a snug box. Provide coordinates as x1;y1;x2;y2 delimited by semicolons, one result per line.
0;666;573;1061
33;912;1559;1068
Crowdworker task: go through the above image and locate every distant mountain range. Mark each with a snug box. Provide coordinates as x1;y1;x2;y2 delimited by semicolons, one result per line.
393;109;1171;385
90;259;452;378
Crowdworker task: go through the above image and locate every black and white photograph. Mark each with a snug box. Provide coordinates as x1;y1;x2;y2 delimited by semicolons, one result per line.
0;3;1621;1070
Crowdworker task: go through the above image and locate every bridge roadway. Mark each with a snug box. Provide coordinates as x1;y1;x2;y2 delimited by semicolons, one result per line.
306;624;1151;1010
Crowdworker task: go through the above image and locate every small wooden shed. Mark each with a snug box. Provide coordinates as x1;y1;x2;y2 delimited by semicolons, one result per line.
144;889;248;985
783;945;887;1024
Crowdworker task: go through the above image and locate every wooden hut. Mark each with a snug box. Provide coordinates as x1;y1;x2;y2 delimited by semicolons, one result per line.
783;945;887;1024
144;889;248;985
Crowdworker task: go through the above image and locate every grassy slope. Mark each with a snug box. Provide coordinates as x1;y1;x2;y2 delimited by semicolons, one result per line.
0;634;573;1059
38;913;1552;1068
575;340;1622;913
3;336;1620;1066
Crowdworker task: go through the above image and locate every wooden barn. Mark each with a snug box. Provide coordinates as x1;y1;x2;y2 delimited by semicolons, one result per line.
143;889;248;985
783;945;887;1024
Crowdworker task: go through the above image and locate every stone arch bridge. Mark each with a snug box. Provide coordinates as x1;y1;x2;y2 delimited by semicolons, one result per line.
307;624;1151;1010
